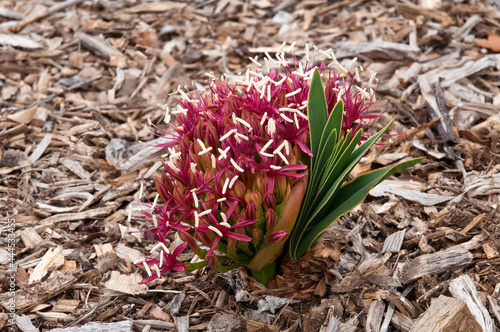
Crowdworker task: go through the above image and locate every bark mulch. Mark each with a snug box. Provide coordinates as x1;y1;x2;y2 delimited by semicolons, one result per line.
1;0;500;331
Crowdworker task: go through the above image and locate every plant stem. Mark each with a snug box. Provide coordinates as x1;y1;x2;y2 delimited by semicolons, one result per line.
250;260;277;287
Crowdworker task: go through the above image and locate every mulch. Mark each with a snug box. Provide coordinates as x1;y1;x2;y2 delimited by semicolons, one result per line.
1;0;500;331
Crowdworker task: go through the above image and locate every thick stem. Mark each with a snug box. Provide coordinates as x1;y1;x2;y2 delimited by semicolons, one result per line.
250;260;277;287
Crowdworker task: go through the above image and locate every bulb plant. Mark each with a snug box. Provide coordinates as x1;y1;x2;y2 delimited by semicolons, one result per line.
134;43;423;286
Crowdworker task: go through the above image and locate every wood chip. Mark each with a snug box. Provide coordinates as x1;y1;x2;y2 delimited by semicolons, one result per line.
104;271;148;295
449;275;495;332
409;295;481;332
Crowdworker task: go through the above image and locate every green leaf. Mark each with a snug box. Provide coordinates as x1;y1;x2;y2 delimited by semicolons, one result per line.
293;157;424;259
307;69;328;165
185;260;208;273
313;99;344;175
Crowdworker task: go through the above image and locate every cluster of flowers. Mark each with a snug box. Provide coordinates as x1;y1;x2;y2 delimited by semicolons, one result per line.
133;43;379;284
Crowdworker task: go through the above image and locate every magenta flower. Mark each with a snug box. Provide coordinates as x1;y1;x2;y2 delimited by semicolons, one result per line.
134;44;382;285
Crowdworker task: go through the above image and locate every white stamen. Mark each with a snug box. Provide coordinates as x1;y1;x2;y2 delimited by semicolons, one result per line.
235;132;249;141
248;70;264;78
261;139;274;152
159;252;164;267
273;141;286;154
220;129;237;141
277;151;289;164
220;212;227;223
230;158;244;172
291;71;308;78
246;77;255;92
261;151;274;158
368;72;377;86
274;76;287;86
193;191;199;208
152;194;159;210
147;118;152;126
171;106;187;116
163;106;170;123
218;146;230;160
347;57;358;71
143;263;152;276
264;51;275;64
229;175;239;189
152;215;158;227
260;112;267;125
285;88;302;98
277;41;286;53
208;225;223;237
194;212;200;227
211;154;216;168
305;43;310;61
284;140;290;155
198;147;213;156
294;112;300;129
222;178;230;194
267;85;271;102
270;165;282;170
152;264;161;278
279;113;294;123
286;41;296;52
198;209;212;218
319;49;332;59
220;221;231;228
160;242;170;254
217;197;227;203
330;51;337;62
249;56;262;67
255;76;270;88
356;86;371;99
131;232;143;243
196;138;206;150
338;87;345;97
169;151;181;158
134;257;146;265
267;118;276;136
150;242;164;253
334;61;348;75
190;162;197;174
167;160;180;172
264;58;270;72
355;67;361;82
259;84;266;99
128;205;132;222
178;89;190;100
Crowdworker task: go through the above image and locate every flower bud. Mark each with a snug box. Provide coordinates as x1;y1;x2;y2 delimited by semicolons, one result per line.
205;253;218;270
252;228;262;244
245;200;257;221
178;231;200;255
232;179;246;198
275;176;287;199
266;230;288;244
264;192;276;210
245;189;262;207
227;237;237;253
266;208;276;230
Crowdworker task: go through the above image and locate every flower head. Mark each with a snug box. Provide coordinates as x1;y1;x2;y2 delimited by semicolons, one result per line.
135;43;380;283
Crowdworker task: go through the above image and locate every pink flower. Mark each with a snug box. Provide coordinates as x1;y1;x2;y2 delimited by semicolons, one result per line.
134;44;380;282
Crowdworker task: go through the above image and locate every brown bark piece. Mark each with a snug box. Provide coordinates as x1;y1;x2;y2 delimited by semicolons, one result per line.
400;247;473;284
0;272;78;314
409;295;481;332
